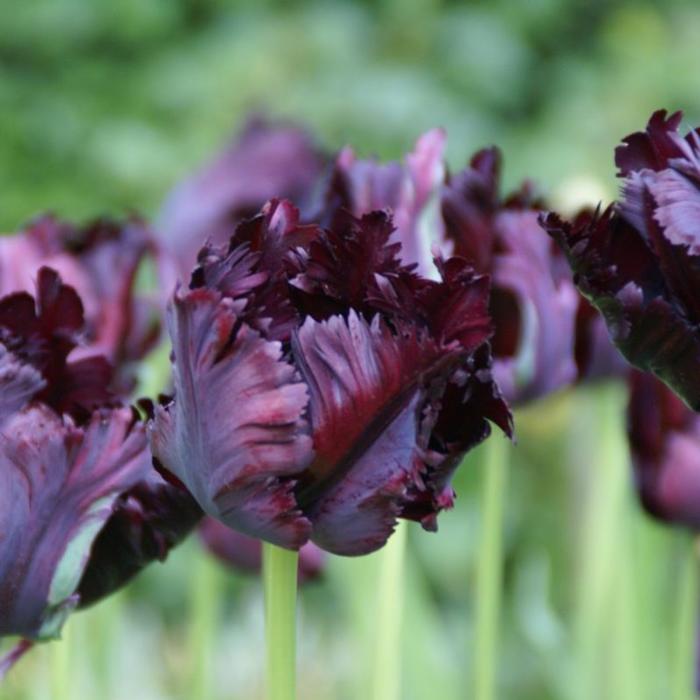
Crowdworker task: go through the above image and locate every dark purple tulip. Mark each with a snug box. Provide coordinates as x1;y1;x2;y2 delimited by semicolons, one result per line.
0;215;162;391
149;196;512;556
325;129;446;278
627;370;700;529
441;148;582;404
157;117;327;278
0;269;198;643
543;110;700;409
198;517;325;583
325;132;620;404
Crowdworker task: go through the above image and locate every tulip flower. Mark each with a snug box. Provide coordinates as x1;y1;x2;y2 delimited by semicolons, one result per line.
627;370;700;529
157;117;327;278
543;110;700;409
149;198;512;555
0;215;162;391
199;518;325;583
328;131;623;404
0;267;199;646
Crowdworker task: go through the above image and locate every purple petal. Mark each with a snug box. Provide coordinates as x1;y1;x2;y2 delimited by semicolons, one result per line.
491;210;579;403
77;475;202;608
0;345;45;424
328;129;446;276
193;199;321;341
544;208;700;408
4;216;162;386
292;311;462;555
652;168;700;254
0;406;151;639
615;110;687;175
441;147;502;271
158;117;326;278
148;286;313;549
628;371;700;528
0;267;117;420
403;344;513;530
289;209;409;321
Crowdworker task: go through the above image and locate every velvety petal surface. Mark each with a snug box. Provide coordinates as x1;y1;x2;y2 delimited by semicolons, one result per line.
77;476;203;608
0;345;44;425
158;117;326;277
2;216;162;383
0;267;115;420
628;371;700;529
148;286;313;549
442;147;581;403
292;311;463;555
328;129;446;276
543;206;700;409
0;406;151;639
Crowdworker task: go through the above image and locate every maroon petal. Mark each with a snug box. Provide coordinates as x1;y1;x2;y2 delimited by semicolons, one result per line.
628;371;700;529
441;148;581;403
0;345;45;424
328;129;446;276
403;344;513;530
6;216;163;387
158;117;326;278
59;216;163;371
77;476;203;608
292;311;463;555
0;406;151;639
441;146;503;271
620;166;700;323
491;210;579;403
544;203;700;409
0;268;116;420
615;110;691;175
289;209;409;321
148;286;313;549
192;199;321;341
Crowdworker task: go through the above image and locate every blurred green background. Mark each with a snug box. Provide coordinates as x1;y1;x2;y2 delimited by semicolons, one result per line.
1;0;700;698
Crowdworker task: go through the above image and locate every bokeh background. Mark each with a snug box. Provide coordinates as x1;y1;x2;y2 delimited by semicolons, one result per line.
2;1;700;698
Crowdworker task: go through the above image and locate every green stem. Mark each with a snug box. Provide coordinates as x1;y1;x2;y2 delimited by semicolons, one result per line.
474;434;509;700
572;384;628;700
672;541;699;700
372;520;407;700
50;624;71;700
190;549;223;700
263;543;299;700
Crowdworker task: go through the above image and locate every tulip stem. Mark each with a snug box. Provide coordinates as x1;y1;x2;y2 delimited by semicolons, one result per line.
572;384;628;700
672;540;699;700
263;543;298;700
190;548;223;700
474;434;509;700
372;519;407;700
49;625;71;700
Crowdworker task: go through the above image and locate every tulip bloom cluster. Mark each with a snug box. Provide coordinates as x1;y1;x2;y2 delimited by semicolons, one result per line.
543;110;700;526
544;110;700;410
0;220;201;648
5;107;700;690
149;199;512;555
